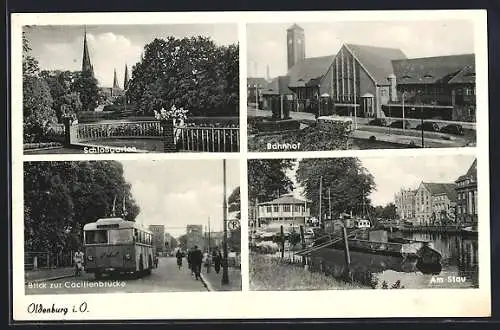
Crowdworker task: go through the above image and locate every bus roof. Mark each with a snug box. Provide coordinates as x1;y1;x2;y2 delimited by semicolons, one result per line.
83;217;151;233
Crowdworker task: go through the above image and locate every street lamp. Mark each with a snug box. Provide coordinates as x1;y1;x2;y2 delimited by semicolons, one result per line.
419;97;424;148
401;91;406;133
221;159;229;285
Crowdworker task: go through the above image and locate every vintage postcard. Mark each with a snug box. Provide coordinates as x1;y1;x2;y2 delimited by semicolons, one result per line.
248;155;479;290
23;159;241;295
11;10;490;321
247;20;478;152
21;23;240;154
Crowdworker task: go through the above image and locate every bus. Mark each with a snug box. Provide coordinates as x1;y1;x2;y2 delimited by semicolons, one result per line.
83;217;156;279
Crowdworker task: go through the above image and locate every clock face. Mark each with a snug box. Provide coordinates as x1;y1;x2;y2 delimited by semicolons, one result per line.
288;39;292;45
297;38;302;44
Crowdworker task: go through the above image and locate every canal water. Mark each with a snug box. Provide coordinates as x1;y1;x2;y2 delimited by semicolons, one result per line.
307;232;478;289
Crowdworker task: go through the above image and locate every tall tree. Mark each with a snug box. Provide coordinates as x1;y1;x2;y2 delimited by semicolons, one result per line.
23;30;57;142
247;159;294;204
228;187;241;219
71;70;100;111
127;37;239;116
41;70;82;120
24;161;140;254
22;30;39;78
296;158;376;220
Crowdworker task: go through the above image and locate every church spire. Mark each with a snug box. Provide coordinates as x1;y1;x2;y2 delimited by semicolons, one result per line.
123;64;130;90
113;68;120;89
82;27;94;75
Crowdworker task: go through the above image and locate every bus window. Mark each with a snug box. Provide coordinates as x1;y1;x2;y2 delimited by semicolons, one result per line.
85;230;108;244
109;229;133;244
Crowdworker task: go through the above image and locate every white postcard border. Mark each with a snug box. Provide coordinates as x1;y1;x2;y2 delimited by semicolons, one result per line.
11;10;490;321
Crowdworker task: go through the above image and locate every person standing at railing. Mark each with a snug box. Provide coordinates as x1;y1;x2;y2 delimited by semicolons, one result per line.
174;117;186;146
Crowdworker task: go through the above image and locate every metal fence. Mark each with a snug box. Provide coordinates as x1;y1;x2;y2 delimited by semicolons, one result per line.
176;127;240;152
71;121;162;142
25;251;74;270
70;121;240;152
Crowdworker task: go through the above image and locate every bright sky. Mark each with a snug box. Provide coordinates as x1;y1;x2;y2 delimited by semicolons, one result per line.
120;159;239;238
288;155;476;207
247;20;475;78
25;24;238;87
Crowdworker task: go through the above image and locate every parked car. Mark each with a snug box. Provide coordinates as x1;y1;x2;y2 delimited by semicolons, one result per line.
389;120;412;129
368;118;388;127
440;124;464;135
415;121;440;132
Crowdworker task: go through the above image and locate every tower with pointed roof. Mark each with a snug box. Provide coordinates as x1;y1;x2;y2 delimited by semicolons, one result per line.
82;28;94;76
123;64;130;90
287;23;305;70
113;68;120;89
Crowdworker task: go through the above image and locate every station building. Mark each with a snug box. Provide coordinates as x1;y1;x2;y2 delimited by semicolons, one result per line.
258;23;476;122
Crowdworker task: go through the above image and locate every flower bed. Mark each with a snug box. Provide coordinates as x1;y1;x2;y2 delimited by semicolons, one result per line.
248;121;350;152
23;142;63;150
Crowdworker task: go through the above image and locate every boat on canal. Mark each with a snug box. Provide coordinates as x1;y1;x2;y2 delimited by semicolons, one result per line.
301;229;442;272
461;225;478;237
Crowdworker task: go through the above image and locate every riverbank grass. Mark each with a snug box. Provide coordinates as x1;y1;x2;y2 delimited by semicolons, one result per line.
249;253;362;290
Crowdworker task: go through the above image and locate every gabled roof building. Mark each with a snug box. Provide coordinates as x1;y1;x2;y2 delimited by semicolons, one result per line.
261;23;476;122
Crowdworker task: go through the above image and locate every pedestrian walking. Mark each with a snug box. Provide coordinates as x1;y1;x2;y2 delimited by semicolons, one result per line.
187;249;193;275
191;245;203;280
176;249;183;270
73;249;84;276
214;250;222;274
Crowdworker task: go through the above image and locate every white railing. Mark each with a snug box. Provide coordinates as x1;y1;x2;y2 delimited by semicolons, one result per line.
176;126;240;152
70;121;240;152
72;121;162;142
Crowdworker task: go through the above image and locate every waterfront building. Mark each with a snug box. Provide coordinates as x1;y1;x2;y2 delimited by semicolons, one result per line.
394;188;416;222
257;194;311;232
455;159;478;225
414;182;457;225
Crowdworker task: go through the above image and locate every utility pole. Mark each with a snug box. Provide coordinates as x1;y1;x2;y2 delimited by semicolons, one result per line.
207;217;211;273
221;159;229;285
318;176;323;226
328;188;332;221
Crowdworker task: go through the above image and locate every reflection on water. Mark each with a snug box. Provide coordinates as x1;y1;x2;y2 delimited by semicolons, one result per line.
308;232;478;289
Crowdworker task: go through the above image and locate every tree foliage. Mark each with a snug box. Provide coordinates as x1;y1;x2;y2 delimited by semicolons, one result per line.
228;186;241;219
127;37;239;116
40;70;83;120
24;161;140;253
22;30;39;78
178;234;188;249
23;30;58;142
296;158;376;220
71;70;100;111
372;203;397;220
247;159;295;204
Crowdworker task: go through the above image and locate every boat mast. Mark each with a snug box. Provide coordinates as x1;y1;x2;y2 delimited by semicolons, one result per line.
318;176;323;225
328;188;332;221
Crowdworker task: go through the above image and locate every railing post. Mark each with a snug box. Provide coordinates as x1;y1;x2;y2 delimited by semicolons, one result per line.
160;120;176;152
63;116;72;146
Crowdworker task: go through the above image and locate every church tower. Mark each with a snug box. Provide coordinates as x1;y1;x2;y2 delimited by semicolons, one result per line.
82;28;94;76
287;23;305;70
113;68;120;89
123;64;130;90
